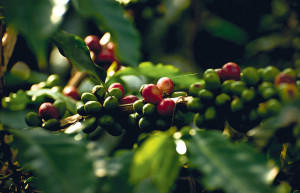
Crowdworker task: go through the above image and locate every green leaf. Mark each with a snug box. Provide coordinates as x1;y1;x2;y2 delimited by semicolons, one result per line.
203;14;248;45
107;62;203;90
71;0;141;67
10;128;96;193
184;129;277;193
130;132;181;193
0;109;30;129
26;88;77;114
51;30;107;84
4;0;68;67
97;150;134;193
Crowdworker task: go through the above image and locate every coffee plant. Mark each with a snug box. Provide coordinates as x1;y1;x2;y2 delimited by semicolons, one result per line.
1;0;300;193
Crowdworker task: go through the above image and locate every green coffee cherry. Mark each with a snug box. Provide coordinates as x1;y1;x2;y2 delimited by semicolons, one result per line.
282;68;297;79
77;104;87;116
133;100;145;115
265;99;282;117
42;118;60;131
171;91;187;98
84;101;102;115
81;92;98;103
53;100;67;118
98;114;114;128
103;96;119;110
189;82;205;97
261;87;277;100
204;106;217;121
198;89;214;102
92;85;105;101
142;103;156;116
261;66;280;82
241;88;256;103
215;93;231;108
186;97;204;112
25;112;43;127
138;117;152;131
155;118;169;131
204;73;221;91
241;67;260;86
46;74;61;87
230;81;246;96
221;80;235;94
106;88;123;101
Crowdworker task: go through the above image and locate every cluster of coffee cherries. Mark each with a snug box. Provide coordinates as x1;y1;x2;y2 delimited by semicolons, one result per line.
74;83;138;137
132;77;187;132
189;62;300;141
84;34;120;70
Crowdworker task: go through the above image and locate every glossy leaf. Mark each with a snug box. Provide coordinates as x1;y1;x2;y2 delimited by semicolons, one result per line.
71;0;141;67
51;30;107;83
130;132;180;193
183;129;277;193
4;0;68;66
10;128;96;193
107;62;203;89
97;150;134;193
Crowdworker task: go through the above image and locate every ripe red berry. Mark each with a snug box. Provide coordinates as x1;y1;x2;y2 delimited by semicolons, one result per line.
84;35;102;53
220;62;241;81
275;72;296;86
95;48;115;64
142;84;163;104
108;83;125;97
39;102;59;120
63;86;80;101
157;98;176;116
119;95;139;104
157;77;174;95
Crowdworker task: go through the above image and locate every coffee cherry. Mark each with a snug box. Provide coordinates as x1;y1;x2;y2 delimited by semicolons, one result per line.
155;118;169;131
187;97;204;112
95;48;115;64
53;100;67;118
198;89;214;103
171;91;187;98
241;88;256;103
261;66;280;82
25;112;43;127
104;123;123;136
84;35;101;53
282;68;297;79
138;117;152;131
63;86;80;101
39;102;59;120
241;67;260;86
230;97;244;113
230;81;247;96
81;116;98;134
120;95;139;104
108;83;125;97
42;118;60;131
194;113;205;128
142;103;156;116
157;98;176;116
221;79;235;94
133;99;145;115
156;77;174;95
107;88;123;100
142;84;163;104
92;85;105;101
84;101;103;115
81;92;98;103
215;93;231;108
204;73;221;91
277;83;298;103
265;98;282;117
103;96;119;110
189;82;205;96
76;104;88;116
275;72;296;87
46;74;61;87
220;62;241;81
204;106;217;122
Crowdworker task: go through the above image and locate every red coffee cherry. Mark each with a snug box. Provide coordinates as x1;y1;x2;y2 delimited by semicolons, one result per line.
84;35;102;53
108;83;125;97
156;77;174;95
39;102;59;120
120;95;139;104
275;72;296;87
63;86;80;101
220;62;241;81
142;84;163;104
157;98;176;116
95;48;115;64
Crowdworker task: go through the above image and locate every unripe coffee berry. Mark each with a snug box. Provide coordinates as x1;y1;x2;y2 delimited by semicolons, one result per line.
156;77;174;95
143;103;156;116
39;102;59;120
53;100;66;118
63;86;80;101
42;118;60;131
107;88;123;100
133;99;145;115
108;83;125;97
81;92;98;103
25;112;43;127
157;98;175;116
120;95;139;104
142;84;163;104
92;85;105;100
84;101;103;115
103;96;119;110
